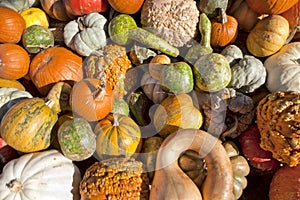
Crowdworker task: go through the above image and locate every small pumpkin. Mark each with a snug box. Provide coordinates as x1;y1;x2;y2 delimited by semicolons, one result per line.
0;87;32;109
0;43;30;80
153;93;203;138
264;42;300;92
246;14;290;57
107;0;144;14
63;0;110;16
0;6;25;43
281;1;300;39
57;117;96;161
148;54;171;80
210;8;239;48
245;0;298;14
0;78;26;91
20;7;49;28
63;12;107;56
0;97;58;153
0;0;38;12
0;150;82;200
94;113;141;160
29;46;83;94
70;78;114;121
22;24;54;54
40;0;74;21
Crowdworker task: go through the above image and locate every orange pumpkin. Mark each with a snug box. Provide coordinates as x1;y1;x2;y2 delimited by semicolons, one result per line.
29;46;83;94
211;9;238;48
281;1;300;39
70;78;114;121
0;6;26;43
245;0;298;14
107;0;144;14
0;44;30;80
40;0;74;21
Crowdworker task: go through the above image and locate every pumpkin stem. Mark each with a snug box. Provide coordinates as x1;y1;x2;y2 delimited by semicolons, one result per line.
218;8;227;24
94;84;107;101
285;25;300;45
6;179;23;193
45;99;56;110
112;113;120;126
77;17;86;31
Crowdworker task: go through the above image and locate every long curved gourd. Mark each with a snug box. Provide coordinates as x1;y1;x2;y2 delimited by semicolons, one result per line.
150;128;233;200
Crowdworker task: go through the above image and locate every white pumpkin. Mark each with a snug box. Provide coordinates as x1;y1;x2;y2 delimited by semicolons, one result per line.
0;87;32;108
264;42;300;92
63;12;107;56
0;150;81;200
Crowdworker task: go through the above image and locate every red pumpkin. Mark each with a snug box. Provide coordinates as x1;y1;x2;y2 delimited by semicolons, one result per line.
0;6;26;43
70;78;114;121
0;44;30;80
107;0;144;14
63;0;110;16
245;0;298;14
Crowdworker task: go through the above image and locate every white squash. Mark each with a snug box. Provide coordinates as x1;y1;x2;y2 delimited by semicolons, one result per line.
0;150;81;200
0;87;32;108
264;42;300;92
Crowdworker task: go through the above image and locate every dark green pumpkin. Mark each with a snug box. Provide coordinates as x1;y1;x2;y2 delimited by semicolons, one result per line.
22;24;54;54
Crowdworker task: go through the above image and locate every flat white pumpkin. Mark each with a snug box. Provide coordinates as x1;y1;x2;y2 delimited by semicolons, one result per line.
264;42;300;92
0;150;81;200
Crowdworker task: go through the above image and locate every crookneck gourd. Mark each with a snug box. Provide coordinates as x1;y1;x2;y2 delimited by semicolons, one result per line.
150;129;234;200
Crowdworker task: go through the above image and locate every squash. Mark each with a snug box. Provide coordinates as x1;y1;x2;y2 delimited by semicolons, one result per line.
29;46;83;95
150;129;234;200
0;43;30;80
0;149;82;200
246;14;290;57
148;54;171;80
40;0;74;21
111;97;130;116
107;0;144;14
0;6;25;43
70;78;114;121
63;12;107;56
20;7;49;28
227;0;260;32
57;117;96;161
0;78;26;91
94;113;141;160
264;42;300;92
0;98;58;153
22;24;54;54
0;0;38;12
0;87;32;109
153;93;203;138
245;0;298;14
210;8;239;48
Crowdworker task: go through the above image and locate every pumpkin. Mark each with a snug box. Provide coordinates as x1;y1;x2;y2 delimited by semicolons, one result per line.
148;54;171;80
20;7;49;28
0;78;26;91
150;129;234;200
57;117;96;161
94;113;141;160
245;0;298;14
0;150;82;200
63;12;107;57
22;24;54;54
281;1;300;39
0;6;25;43
82;44;132;89
264;42;300;92
29;46;83;94
0;0;38;12
0;87;32;109
63;0;110;16
153;93;203;138
40;0;74;21
70;78;114;121
193;53;231;92
107;0;144;14
0;43;30;80
256;91;300;167
210;8;239;48
227;0;260;32
246;14;290;57
80;157;143;199
0;98;58;153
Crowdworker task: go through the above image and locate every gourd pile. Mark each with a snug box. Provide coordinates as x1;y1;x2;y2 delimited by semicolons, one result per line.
0;0;299;200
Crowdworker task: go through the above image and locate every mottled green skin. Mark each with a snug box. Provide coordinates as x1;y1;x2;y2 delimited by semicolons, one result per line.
193;53;231;92
22;25;54;54
160;62;194;94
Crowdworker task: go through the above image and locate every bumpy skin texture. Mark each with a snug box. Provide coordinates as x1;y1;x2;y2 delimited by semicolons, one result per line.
141;0;199;47
256;91;300;167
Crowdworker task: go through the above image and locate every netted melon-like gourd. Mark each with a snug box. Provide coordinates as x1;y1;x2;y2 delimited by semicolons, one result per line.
256;91;300;167
80;157;144;200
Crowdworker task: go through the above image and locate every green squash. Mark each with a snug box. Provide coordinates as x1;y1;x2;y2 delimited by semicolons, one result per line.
22;25;54;54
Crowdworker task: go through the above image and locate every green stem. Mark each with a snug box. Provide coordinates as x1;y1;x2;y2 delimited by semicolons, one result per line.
199;13;213;50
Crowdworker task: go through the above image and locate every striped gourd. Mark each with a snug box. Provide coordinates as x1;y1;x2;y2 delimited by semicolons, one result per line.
94;113;141;160
0;97;58;153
